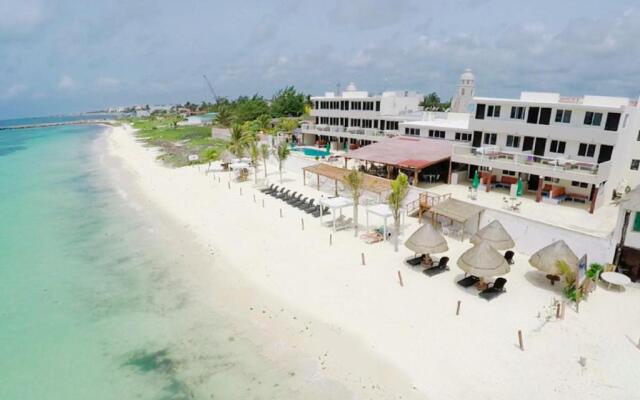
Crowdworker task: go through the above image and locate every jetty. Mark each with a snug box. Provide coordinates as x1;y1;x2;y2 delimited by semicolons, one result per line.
0;119;117;131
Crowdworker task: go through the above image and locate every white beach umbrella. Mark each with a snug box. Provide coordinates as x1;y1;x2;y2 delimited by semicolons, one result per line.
219;150;235;164
405;222;448;255
457;240;510;278
528;240;578;275
470;220;515;250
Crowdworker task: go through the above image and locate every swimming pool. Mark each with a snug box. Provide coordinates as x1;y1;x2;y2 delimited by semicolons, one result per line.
292;147;330;157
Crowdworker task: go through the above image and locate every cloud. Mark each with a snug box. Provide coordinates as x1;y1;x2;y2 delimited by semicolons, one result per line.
0;84;28;99
0;0;46;39
95;76;120;90
57;75;77;90
327;0;415;30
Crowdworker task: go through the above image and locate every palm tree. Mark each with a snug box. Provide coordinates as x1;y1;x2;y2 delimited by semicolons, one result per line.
202;147;219;171
247;139;261;184
343;168;365;237
260;143;270;178
274;142;290;183
227;124;246;157
419;92;442;111
215;106;233;127
256;114;272;134
388;172;409;251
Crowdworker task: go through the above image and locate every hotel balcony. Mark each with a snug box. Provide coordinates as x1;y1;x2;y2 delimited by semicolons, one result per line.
300;123;396;141
451;144;611;185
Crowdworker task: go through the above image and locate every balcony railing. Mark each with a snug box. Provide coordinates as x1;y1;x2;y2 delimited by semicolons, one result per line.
300;123;395;138
451;144;609;181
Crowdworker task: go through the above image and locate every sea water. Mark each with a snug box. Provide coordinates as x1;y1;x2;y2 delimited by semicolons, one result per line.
0;124;357;399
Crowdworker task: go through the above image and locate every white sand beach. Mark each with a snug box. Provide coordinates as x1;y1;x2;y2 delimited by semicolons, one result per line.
105;124;640;399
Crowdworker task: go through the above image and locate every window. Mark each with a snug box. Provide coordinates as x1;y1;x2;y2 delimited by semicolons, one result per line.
510;106;525;120
605;112;621;131
505;135;520;148
405;127;420;136
475;104;485;120
527;107;552;125
584;111;603;126
487;105;501;118
634;212;640;232
455;132;471;141
637;130;640;141
631;159;640;171
578;143;596;157
555;109;572;123
544;177;560;183
483;133;497;145
363;119;373;128
502;170;516;176
549;140;566;154
375;101;380;112
351;101;362;110
571;181;589;188
428;129;445;139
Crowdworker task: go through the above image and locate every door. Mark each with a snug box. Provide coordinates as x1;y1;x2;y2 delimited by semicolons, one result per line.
598;145;613;163
468;164;478;180
528;174;540;191
534;138;547;156
522;136;535;152
472;131;482;148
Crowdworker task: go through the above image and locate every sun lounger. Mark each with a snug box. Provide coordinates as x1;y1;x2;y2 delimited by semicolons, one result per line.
270;187;285;197
260;184;275;193
286;193;302;205
422;257;449;276
291;196;307;207
335;217;353;231
406;255;425;266
302;200;315;212
504;251;515;265
479;278;507;300
296;198;311;209
275;189;291;199
457;275;480;288
312;206;330;218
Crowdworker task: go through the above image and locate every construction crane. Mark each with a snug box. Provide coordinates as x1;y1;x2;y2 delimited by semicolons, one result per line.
202;75;219;103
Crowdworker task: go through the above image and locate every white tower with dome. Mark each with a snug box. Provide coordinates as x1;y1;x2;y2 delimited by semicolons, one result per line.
451;69;475;113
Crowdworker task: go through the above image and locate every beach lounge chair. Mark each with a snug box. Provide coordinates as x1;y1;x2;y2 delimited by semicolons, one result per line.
423;257;449;276
270;187;284;197
305;203;320;214
312;206;330;218
282;191;296;201
302;199;316;212
296;198;311;209
286;193;303;205
479;278;507;300
504;250;515;265
457;275;480;288
260;184;275;193
275;189;290;199
406;255;426;266
291;196;307;208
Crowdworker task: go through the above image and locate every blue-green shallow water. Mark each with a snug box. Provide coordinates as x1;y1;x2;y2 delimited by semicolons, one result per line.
0;125;359;399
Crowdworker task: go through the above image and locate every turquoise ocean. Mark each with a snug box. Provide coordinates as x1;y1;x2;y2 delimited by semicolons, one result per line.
0;121;354;399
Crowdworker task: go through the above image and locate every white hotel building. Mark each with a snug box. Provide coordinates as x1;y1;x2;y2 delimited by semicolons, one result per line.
302;70;640;214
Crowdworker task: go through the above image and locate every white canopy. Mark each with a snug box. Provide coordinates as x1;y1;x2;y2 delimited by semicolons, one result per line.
529;240;579;275
366;204;405;239
470;220;515;250
229;162;250;170
457;240;510;278
319;197;354;231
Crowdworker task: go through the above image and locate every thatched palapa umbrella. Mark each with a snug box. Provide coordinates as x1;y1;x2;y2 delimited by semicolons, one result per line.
457;241;510;279
405;223;448;265
470;220;515;250
528;240;578;284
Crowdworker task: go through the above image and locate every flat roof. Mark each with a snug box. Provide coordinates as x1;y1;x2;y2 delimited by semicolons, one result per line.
474;92;636;109
302;163;392;194
344;136;453;170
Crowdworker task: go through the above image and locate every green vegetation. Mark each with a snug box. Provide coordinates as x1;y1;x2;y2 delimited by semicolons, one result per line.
419;92;451;111
275;142;291;183
128;116;226;167
388;172;409;252
344;169;365;237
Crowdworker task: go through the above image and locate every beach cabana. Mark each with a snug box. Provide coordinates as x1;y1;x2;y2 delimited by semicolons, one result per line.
428;198;485;239
229;161;250;181
457;241;510;279
405;222;448;264
365;203;405;239
529;240;579;283
319;196;353;231
219;150;235;165
470;220;515;250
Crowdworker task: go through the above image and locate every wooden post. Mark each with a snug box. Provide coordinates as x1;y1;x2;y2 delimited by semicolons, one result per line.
329;234;332;246
397;271;404;287
262;199;265;208
518;330;524;351
279;208;283;218
536;176;543;202
253;194;256;202
227;182;231;190
317;174;320;190
413;169;419;186
456;300;461;316
218;176;221;183
239;187;242;196
301;218;304;231
334;179;338;196
361;252;365;266
556;303;561;319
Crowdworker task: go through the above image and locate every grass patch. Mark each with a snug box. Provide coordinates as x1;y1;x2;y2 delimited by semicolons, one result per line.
126;117;227;167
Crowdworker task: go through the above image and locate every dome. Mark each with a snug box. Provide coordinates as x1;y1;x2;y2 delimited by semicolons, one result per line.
345;82;357;91
460;68;475;82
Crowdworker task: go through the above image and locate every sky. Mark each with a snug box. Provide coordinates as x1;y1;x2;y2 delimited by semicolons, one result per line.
1;0;640;119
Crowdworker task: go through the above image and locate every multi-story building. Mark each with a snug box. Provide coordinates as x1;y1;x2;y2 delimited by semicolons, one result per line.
449;92;640;213
300;82;423;148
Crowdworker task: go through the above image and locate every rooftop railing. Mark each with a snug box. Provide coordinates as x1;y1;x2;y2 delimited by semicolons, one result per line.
300;123;395;137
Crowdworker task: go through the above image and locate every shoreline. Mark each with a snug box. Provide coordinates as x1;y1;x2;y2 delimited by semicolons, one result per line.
104;124;640;399
99;125;426;398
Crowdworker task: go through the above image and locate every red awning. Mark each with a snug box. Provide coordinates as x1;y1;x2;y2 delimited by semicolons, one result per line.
345;136;452;170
